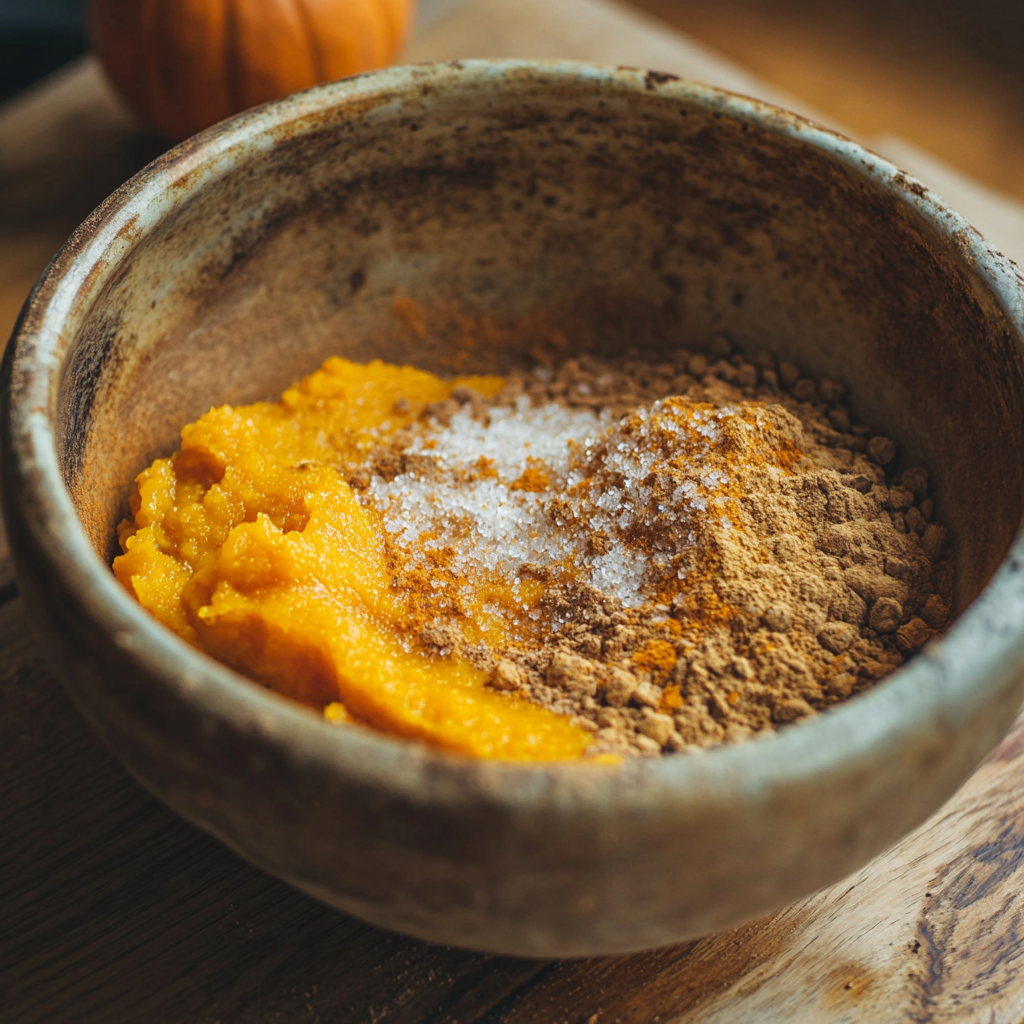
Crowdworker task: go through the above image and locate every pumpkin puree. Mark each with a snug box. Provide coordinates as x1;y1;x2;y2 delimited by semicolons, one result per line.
114;358;593;761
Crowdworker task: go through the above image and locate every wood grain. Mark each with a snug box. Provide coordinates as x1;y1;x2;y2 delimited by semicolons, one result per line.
496;731;1024;1024
5;586;1024;1023
0;599;546;1024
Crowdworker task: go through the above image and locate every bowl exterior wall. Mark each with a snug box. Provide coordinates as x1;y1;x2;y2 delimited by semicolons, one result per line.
6;62;1024;955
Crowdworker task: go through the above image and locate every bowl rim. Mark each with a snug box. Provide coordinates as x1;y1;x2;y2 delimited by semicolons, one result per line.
5;58;1024;813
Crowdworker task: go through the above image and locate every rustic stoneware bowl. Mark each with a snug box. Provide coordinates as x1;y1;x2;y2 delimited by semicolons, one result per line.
4;61;1024;958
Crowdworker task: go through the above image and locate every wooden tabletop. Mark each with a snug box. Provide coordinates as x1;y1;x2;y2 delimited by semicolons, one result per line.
632;0;1024;207
5;2;1024;1020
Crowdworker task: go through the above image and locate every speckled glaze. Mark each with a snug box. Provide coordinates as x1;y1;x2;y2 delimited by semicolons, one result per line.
4;61;1024;957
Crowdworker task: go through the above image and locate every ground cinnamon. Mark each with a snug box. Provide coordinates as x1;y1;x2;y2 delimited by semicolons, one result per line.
355;338;951;757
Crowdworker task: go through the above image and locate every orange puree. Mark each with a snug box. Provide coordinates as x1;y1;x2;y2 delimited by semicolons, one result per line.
113;358;592;761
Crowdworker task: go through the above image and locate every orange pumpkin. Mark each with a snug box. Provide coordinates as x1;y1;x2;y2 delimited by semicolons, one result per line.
90;0;415;141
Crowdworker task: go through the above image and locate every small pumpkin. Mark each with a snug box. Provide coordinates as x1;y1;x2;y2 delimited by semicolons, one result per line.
90;0;414;141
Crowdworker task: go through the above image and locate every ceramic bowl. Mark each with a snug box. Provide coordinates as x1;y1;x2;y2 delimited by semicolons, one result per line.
4;61;1024;957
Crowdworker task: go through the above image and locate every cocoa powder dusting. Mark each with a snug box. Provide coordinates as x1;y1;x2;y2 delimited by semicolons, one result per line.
358;338;952;758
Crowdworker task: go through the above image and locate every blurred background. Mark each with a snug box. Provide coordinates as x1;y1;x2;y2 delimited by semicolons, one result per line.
2;0;1023;342
636;0;1024;201
0;0;86;102
2;0;1022;198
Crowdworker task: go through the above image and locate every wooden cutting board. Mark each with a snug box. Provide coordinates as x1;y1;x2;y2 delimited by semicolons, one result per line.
4;2;1024;1020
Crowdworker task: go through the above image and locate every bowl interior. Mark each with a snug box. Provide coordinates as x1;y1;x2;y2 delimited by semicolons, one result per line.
12;61;1024;958
53;67;1024;615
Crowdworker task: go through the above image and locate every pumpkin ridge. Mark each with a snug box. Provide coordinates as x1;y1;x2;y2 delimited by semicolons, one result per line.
144;0;174;134
380;0;413;54
89;0;146;117
211;0;234;129
223;0;246;122
293;0;329;86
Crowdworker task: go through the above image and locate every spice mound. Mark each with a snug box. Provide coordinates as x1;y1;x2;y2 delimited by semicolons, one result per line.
113;346;953;760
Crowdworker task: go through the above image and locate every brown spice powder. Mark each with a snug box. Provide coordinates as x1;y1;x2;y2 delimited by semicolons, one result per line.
357;338;952;758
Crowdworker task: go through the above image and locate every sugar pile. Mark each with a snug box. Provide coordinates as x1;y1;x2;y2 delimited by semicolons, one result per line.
365;394;789;629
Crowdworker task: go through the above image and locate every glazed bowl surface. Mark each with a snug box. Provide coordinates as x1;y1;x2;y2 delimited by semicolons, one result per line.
5;60;1024;957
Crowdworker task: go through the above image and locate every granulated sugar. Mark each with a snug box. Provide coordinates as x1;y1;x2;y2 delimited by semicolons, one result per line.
368;399;801;623
350;341;953;758
368;400;637;622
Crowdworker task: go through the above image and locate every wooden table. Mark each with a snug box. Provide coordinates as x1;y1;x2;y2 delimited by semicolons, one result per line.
5;2;1024;1020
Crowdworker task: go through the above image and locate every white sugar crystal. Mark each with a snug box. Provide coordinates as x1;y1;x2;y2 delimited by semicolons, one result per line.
366;397;760;610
